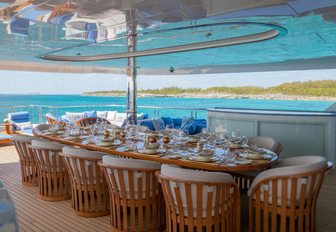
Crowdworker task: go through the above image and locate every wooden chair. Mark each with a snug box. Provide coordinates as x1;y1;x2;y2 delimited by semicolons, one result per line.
76;117;111;127
12;134;39;187
232;136;282;192
60;147;110;217
248;156;330;232
32;124;52;136
31;140;70;201
157;164;241;232
45;113;58;125
99;156;164;231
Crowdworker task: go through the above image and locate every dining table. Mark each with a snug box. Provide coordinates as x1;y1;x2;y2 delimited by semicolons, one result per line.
37;129;278;173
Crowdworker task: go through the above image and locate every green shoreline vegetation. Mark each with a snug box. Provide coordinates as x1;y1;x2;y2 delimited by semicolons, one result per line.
83;80;336;100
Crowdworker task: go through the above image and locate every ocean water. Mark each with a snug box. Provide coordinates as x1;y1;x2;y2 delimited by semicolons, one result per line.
0;94;333;123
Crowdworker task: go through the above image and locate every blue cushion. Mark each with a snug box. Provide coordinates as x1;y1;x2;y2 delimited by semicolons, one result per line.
139;119;155;131
172;118;182;127
8;112;30;123
161;117;174;127
182;122;197;135
143;114;149;120
194;125;205;134
181;117;194;129
84;110;97;118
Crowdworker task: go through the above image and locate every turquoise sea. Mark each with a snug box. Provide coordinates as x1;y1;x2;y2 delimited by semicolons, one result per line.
0;95;334;123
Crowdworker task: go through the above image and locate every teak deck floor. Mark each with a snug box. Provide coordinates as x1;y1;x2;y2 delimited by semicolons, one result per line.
0;144;335;232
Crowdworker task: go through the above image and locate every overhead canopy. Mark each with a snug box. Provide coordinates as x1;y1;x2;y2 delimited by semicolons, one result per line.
0;0;335;74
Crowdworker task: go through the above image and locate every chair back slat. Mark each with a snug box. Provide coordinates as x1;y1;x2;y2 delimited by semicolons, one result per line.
31;141;70;201
100;158;164;232
249;161;329;232
12;134;38;186
61;147;109;217
76;117;111;127
157;169;240;232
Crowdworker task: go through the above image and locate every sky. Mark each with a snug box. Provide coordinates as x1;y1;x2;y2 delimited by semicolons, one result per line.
1;69;336;94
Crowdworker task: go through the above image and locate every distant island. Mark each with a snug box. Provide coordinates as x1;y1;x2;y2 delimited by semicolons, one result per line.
83;80;336;101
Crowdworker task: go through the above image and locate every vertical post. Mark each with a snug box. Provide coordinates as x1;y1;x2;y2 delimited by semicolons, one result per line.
126;10;137;125
38;106;43;124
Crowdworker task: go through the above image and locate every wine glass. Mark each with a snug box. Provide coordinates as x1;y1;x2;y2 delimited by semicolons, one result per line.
202;128;210;142
241;136;249;147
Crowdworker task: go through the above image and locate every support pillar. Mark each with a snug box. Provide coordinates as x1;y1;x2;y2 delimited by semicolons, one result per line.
126;10;137;125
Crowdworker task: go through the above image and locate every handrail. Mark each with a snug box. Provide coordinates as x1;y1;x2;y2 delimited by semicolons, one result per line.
0;104;207;124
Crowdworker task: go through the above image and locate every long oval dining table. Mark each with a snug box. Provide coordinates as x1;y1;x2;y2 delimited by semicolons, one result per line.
37;133;278;172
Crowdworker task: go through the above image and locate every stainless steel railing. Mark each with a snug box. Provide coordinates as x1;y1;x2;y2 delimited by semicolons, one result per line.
0;104;207;124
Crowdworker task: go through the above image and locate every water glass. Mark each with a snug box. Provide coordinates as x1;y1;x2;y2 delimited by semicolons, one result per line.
226;151;236;166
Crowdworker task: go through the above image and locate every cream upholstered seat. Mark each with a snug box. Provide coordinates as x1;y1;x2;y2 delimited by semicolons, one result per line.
157;164;240;232
99;156;164;232
61;147;109;217
12;134;39;186
248;156;329;232
31;140;70;201
32;124;52;136
232;136;282;191
248;136;282;154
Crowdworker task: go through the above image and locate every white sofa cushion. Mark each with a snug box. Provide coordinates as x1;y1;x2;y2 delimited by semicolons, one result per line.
97;111;108;119
107;111;117;121
115;113;127;122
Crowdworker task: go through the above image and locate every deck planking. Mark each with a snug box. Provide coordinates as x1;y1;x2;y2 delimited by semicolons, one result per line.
0;145;335;232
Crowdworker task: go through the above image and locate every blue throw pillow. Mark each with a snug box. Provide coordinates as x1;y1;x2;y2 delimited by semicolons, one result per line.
143;114;149;119
172;118;182;128
182;122;197;135
181;117;194;129
161;116;174;127
84;110;97;118
139;119;155;131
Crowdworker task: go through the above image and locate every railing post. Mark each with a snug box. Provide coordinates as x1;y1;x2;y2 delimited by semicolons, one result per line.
38;106;43;124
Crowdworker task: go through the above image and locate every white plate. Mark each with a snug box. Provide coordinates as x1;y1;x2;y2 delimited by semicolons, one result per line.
96;141;114;147
140;149;166;155
236;160;253;165
63;137;81;141
188;156;214;162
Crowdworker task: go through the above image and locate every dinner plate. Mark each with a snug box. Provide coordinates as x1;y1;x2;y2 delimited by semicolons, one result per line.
236;160;253;165
139;148;167;155
63;137;81;142
101;138;115;142
96;141;114;147
188;156;215;162
41;131;54;136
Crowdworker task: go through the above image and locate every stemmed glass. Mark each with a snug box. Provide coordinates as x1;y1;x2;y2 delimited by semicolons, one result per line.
201;128;211;142
231;130;241;144
125;123;138;150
